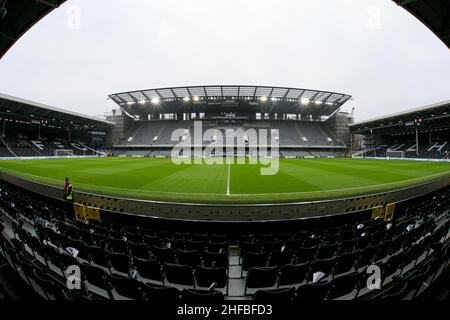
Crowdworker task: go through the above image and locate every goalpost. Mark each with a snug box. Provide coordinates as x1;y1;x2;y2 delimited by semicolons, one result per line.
55;149;74;158
386;150;405;159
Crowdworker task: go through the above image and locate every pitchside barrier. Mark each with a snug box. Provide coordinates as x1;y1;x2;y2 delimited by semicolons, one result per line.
353;156;450;163
0;155;106;161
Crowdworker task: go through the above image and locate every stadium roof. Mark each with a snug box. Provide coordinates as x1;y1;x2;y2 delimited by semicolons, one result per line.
350;100;450;134
109;85;352;117
0;0;67;59
393;0;450;49
0;93;114;129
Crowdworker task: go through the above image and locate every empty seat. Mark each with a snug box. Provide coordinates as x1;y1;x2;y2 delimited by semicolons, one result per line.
253;287;295;303
294;246;317;264
88;246;109;268
79;263;111;296
108;274;142;300
195;266;228;294
278;263;309;287
152;246;176;263
141;282;180;303
108;252;132;275
269;250;294;267
245;267;278;295
129;242;150;260
207;241;228;253
296;281;331;301
242;252;269;275
181;289;224;303
327;272;361;299
176;249;201;267
134;257;164;282
185;240;206;252
333;251;359;275
201;251;227;268
164;263;194;286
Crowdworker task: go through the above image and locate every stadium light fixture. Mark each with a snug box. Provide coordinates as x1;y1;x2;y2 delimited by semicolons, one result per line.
138;100;147;104
183;97;191;102
193;96;200;102
301;98;310;105
260;97;268;102
151;98;160;105
271;98;277;102
315;101;323;105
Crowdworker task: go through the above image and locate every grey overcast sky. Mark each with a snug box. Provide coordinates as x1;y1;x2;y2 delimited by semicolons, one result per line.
0;0;449;122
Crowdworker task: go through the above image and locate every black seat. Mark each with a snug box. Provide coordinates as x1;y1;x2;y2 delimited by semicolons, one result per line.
263;240;283;252
164;263;194;286
207;241;228;253
269;250;294;267
294;246;317;264
129;242;150;260
185;239;205;252
141;282;180;304
242;251;269;274
316;244;337;259
333;250;359;275
245;267;278;295
152;246;176;263
195;266;228;293
108;238;128;254
88;246;109;268
181;289;224;303
253;287;295;302
79;263;111;295
379;281;408;300
278;263;310;286
108;252;132;275
134;257;164;282
202;251;228;268
310;257;337;278
165;238;185;251
327;272;361;299
240;242;262;258
296;281;331;301
176;249;201;267
107;274;142;300
285;238;303;250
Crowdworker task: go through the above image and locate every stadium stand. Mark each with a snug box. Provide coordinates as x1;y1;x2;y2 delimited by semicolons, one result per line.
351;101;450;160
0;180;448;300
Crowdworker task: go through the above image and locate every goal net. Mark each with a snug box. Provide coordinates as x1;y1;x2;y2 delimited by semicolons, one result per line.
55;149;74;157
386;150;405;159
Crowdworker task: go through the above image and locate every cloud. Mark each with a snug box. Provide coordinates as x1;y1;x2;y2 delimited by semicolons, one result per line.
0;0;448;121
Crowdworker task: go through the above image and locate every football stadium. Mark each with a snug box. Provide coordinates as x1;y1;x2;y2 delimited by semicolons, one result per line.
0;0;449;311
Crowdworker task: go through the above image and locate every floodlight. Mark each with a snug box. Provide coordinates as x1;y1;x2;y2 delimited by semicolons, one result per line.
301;98;310;105
193;96;200;102
260;97;268;102
183;97;191;102
151;98;160;104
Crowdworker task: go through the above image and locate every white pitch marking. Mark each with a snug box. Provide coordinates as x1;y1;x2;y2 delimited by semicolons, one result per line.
227;163;231;196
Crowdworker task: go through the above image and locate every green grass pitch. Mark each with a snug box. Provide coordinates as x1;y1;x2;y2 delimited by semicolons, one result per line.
0;157;449;204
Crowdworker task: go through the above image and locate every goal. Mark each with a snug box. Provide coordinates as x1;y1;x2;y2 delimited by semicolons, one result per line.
55;149;74;157
386;150;405;159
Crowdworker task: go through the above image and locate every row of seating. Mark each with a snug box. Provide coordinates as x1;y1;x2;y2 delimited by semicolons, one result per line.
0;180;449;300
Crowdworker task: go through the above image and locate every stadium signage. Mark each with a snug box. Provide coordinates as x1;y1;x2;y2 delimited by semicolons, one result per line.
171;121;279;175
